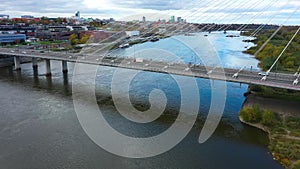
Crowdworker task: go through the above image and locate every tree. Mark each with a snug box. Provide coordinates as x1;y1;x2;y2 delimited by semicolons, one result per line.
56;17;67;24
40;16;50;25
69;34;78;46
240;105;262;123
79;33;90;44
261;110;277;126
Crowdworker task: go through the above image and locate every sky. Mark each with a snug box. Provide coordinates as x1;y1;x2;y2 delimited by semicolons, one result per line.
0;0;299;25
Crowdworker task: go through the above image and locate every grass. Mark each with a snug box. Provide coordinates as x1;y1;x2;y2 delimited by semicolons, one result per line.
293;161;300;169
249;85;300;102
33;40;65;45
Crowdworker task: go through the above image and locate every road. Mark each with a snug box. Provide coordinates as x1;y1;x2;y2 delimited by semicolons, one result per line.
0;47;299;91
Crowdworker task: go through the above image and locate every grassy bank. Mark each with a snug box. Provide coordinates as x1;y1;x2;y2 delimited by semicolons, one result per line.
249;85;300;102
240;106;300;168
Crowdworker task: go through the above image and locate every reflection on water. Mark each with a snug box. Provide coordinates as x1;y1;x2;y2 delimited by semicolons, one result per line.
0;32;281;169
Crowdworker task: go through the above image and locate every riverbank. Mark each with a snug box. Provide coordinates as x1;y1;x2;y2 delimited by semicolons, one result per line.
241;26;300;72
240;92;300;169
240;27;300;168
243;93;300;118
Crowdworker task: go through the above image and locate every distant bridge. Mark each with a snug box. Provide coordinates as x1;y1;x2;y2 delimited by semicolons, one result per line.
0;48;299;91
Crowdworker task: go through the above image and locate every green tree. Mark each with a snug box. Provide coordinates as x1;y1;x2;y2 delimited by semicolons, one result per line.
240;105;262;123
245;26;300;72
261;110;278;126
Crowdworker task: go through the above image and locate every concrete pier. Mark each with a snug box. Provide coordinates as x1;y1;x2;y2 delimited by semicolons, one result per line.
62;61;68;73
32;58;38;68
14;56;21;70
45;59;51;76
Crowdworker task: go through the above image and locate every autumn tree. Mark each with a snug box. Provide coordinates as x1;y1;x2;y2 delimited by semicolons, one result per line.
69;34;78;46
79;33;90;44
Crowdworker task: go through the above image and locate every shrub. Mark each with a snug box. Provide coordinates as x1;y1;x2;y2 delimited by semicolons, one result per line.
281;158;291;167
261;110;278;126
240;105;262;123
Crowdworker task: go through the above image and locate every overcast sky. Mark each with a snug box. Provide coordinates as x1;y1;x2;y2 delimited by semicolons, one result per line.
0;0;299;24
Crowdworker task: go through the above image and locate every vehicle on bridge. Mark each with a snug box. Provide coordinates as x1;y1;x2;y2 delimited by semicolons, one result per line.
293;79;299;86
258;72;269;76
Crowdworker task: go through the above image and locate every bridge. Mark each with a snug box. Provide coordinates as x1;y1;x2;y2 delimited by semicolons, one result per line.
0;48;299;91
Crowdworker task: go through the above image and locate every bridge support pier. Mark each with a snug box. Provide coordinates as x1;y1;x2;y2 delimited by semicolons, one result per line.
32;58;38;68
14;56;21;70
62;61;68;73
45;59;51;76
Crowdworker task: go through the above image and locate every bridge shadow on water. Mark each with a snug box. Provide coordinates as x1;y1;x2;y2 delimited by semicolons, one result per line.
0;64;270;144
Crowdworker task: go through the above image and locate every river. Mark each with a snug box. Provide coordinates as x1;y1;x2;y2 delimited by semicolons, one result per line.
0;32;283;169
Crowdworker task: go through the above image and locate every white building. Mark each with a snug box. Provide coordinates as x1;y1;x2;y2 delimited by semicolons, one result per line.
0;14;9;19
125;31;140;37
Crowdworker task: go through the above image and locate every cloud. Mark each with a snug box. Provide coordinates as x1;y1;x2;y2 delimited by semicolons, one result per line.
0;0;299;24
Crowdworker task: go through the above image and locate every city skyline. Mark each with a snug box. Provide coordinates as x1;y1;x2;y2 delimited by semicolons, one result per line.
0;0;300;24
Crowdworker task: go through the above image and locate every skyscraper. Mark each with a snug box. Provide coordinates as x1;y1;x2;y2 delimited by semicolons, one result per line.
170;16;175;23
75;11;80;18
177;17;182;23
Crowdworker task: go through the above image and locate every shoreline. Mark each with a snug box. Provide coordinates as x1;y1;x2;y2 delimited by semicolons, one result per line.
240;90;300;169
239;115;269;134
242;92;300;118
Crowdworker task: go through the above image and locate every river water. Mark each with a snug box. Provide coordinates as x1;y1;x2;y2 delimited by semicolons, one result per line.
0;32;283;169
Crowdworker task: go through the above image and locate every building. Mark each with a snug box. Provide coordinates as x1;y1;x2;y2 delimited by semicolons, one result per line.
75;11;80;18
0;34;26;44
142;16;146;22
49;26;71;32
170;16;175;23
109;18;115;23
125;31;140;37
0;25;37;37
0;14;9;19
177;17;182;23
21;15;34;19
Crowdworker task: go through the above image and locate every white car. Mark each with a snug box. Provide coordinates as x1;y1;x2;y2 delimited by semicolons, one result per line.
261;76;267;81
184;67;190;71
258;72;269;76
232;73;239;78
293;79;298;85
21;51;27;54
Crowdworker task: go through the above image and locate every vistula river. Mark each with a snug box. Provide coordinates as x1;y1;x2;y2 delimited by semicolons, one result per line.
0;31;283;169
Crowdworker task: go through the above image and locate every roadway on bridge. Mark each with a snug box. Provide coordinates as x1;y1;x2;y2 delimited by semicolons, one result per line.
0;48;299;91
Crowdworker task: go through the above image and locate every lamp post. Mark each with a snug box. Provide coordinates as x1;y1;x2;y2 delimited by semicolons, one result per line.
275;62;278;79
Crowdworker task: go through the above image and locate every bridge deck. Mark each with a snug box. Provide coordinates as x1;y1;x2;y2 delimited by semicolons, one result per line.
0;48;299;91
